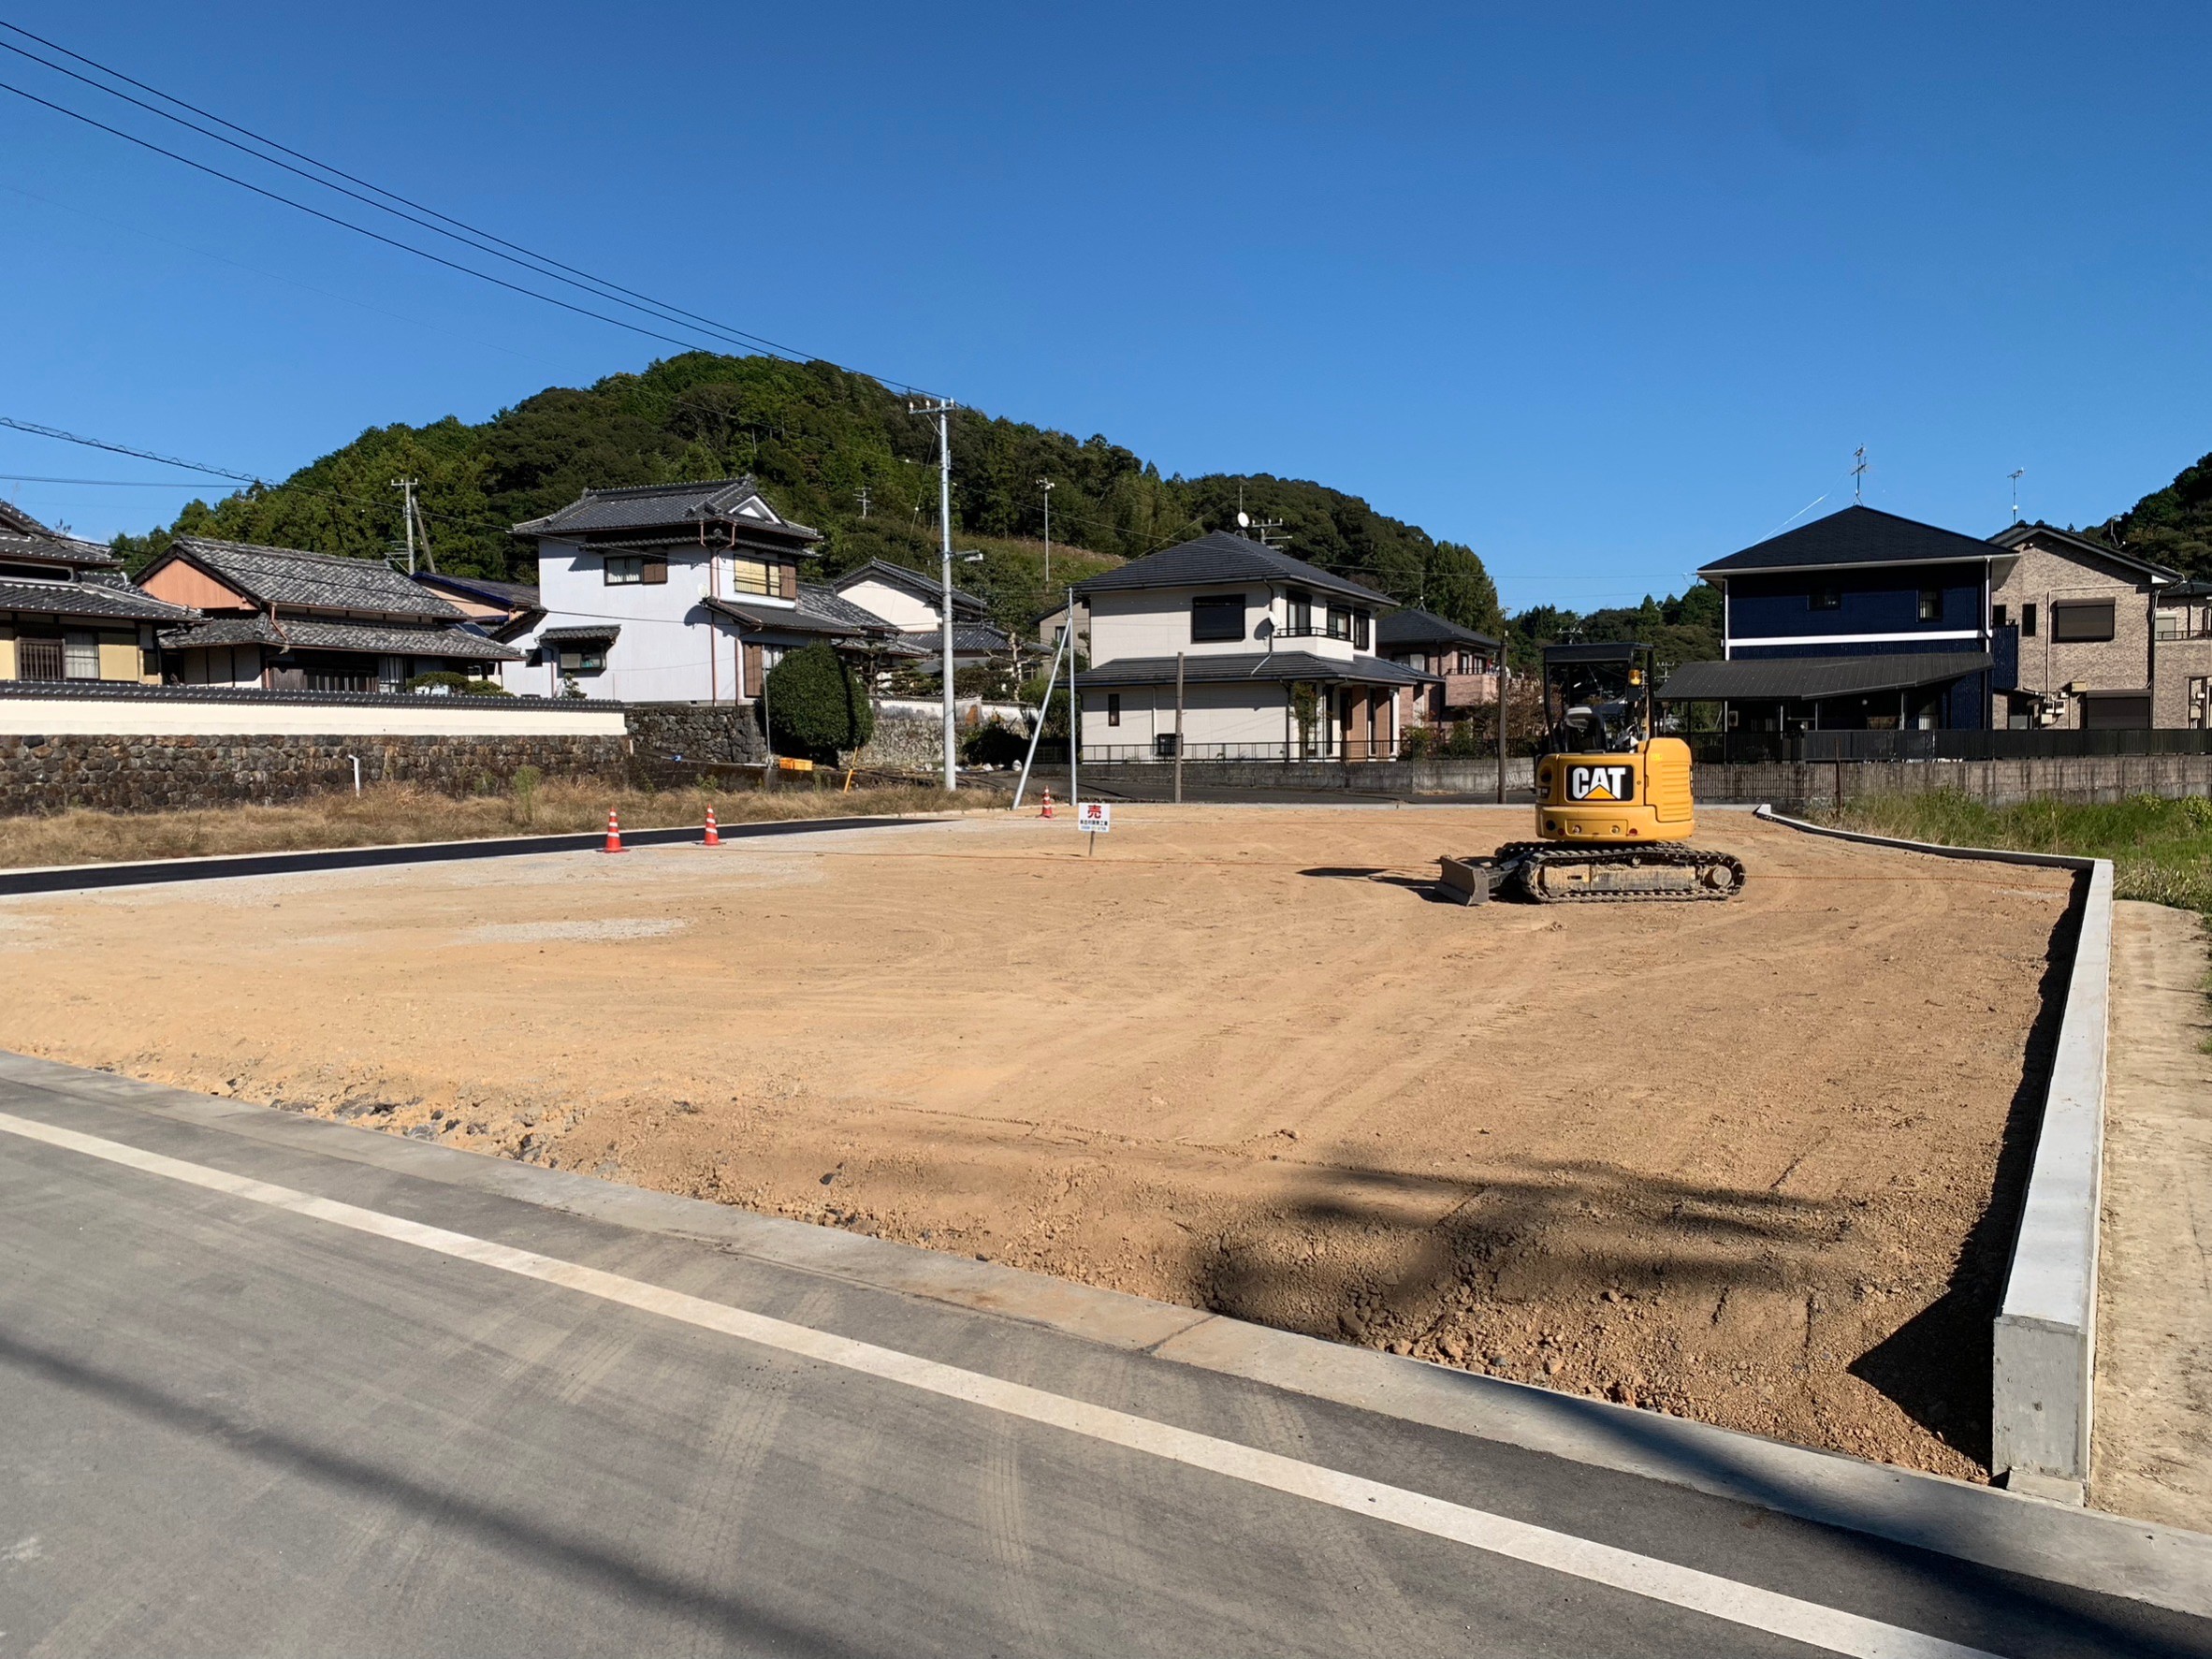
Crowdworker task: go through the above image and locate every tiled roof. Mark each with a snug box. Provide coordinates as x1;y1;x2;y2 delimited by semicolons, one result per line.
1376;606;1499;649
705;584;910;645
0;502;121;567
1072;531;1383;604
166;537;466;620
537;623;621;644
1702;505;2002;575
414;572;542;608
832;559;990;618
1075;650;1436;689
0;577;198;623
161;615;520;662
514;476;821;542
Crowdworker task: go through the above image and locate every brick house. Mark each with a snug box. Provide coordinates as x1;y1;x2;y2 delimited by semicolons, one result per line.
1985;522;2194;729
1375;607;1501;730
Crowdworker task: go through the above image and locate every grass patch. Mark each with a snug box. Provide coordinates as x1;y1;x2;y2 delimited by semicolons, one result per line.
1812;790;2212;915
0;777;1004;870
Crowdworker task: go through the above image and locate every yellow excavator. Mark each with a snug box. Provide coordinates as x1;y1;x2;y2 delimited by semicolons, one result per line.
1440;642;1745;904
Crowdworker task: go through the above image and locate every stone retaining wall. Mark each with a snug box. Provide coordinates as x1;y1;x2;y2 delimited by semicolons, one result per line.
623;701;765;764
0;732;627;815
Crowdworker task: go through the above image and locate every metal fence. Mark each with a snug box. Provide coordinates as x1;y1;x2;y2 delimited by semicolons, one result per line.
1684;728;2212;764
1072;739;1404;764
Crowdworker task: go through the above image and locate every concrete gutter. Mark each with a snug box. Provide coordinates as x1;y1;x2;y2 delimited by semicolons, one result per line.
0;813;939;897
1754;804;2113;1504
8;1045;2206;1619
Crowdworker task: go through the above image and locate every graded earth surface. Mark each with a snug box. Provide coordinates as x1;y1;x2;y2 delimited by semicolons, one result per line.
0;805;2075;1480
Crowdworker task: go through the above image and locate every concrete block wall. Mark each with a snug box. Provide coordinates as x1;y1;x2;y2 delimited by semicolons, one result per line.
1078;757;1535;798
1697;754;2212;812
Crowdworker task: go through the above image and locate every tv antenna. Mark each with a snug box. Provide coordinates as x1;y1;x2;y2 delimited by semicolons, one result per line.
2008;468;2026;521
1851;446;1869;503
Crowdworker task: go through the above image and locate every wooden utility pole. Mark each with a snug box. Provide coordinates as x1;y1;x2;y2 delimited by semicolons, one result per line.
1173;651;1185;805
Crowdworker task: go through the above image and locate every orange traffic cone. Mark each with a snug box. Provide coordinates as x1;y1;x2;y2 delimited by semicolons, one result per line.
701;806;721;848
603;808;626;853
1040;789;1055;819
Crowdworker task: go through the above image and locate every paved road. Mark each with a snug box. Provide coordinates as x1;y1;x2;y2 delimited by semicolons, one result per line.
2;1070;2207;1658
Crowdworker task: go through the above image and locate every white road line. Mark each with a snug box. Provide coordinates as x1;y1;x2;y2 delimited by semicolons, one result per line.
0;1110;1999;1659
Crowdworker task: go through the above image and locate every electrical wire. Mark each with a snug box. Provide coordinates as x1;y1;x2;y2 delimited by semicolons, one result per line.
0;22;927;392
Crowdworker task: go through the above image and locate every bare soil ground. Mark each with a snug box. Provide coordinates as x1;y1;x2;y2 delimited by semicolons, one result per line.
0;806;2074;1479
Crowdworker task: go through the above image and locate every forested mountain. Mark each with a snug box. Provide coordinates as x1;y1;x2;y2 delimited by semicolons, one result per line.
2095;449;2212;578
112;352;1505;638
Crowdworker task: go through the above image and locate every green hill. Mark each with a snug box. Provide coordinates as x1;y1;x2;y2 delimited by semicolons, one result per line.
114;352;1504;642
2097;450;2212;578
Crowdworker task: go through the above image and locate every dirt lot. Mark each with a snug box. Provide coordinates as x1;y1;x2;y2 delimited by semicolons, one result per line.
0;806;2075;1479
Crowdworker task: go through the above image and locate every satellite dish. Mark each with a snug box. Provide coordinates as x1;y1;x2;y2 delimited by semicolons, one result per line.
1236;510;1250;528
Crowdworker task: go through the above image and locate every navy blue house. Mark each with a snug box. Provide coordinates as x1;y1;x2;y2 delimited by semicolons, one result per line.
1662;505;1997;732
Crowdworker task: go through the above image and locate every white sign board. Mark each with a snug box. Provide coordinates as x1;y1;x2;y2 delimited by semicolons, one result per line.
1076;801;1112;833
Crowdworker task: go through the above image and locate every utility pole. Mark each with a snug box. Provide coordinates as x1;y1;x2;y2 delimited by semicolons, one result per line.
911;398;959;791
856;484;871;519
393;477;418;574
1038;476;1055;590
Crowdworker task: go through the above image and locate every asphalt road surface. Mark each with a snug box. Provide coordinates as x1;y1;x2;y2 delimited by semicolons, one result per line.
2;1067;2206;1658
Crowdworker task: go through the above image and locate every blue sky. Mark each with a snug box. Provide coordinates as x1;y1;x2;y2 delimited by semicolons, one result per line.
3;2;2206;610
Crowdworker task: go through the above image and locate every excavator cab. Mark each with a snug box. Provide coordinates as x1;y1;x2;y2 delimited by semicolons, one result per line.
1436;642;1744;904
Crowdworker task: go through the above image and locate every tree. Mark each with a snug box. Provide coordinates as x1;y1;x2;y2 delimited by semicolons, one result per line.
2098;450;2212;579
763;644;875;759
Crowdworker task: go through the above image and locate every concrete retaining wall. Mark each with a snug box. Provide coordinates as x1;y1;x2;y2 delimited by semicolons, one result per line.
1702;754;2212;811
1081;756;1536;798
1754;806;2112;1501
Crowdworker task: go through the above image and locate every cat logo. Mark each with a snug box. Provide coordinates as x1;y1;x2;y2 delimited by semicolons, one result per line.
1566;764;1634;804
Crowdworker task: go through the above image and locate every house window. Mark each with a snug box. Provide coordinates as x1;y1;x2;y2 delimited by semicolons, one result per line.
727;558;776;597
1992;604;2008;629
1353;611;1371;650
1457;650;1476;675
604;556;642;585
1325;605;1350;640
1917;588;1943;622
63;632;99;679
1810;586;1841;611
2022;603;2038;638
15;636;64;680
1107;692;1121;727
1286;589;1312;634
2051;600;2115;643
1190;594;1244;643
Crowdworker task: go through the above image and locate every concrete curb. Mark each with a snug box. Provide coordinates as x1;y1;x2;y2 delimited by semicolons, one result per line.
1753;804;2113;1505
5;1045;2205;1620
0;813;942;896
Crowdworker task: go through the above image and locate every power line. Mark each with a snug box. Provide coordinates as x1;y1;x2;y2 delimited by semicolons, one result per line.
0;75;740;364
0;474;232;488
0;416;259;482
0;34;813;371
0;22;930;392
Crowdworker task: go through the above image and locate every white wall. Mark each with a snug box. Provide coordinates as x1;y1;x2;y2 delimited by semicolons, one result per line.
513;539;791;703
838;576;939;633
1087;584;1369;667
1080;682;1307;752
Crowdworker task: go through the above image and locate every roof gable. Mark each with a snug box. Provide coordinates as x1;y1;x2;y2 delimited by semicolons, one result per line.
831;559;989;618
513;475;821;543
1701;504;2001;576
1987;521;2180;585
1072;531;1383;604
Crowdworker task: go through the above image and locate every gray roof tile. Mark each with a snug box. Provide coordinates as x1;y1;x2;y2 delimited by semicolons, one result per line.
515;476;821;542
167;538;466;619
1702;505;2003;576
0;577;197;623
1072;531;1384;604
832;559;989;618
161;615;520;662
1376;607;1500;649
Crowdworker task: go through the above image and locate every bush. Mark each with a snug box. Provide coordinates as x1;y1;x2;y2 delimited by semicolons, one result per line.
961;719;1028;768
1445;718;1486;758
763;644;876;760
1398;725;1436;759
406;670;512;696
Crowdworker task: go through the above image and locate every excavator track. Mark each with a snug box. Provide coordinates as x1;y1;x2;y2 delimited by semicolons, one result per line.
1496;842;1746;903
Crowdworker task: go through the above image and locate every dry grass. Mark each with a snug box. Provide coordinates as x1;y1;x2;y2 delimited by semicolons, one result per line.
0;777;1004;869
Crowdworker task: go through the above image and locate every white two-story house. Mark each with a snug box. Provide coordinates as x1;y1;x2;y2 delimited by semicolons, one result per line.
507;477;906;701
1070;531;1432;761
